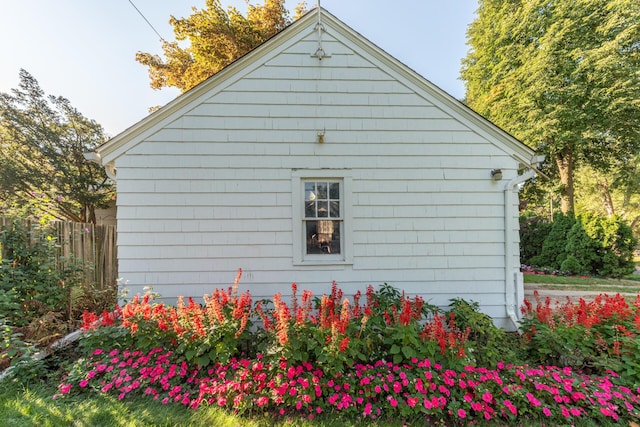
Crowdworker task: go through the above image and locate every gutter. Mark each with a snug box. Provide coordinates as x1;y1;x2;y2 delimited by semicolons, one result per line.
84;152;117;181
504;168;537;330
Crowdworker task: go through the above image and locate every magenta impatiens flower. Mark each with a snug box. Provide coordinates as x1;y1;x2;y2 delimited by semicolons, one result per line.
526;392;541;406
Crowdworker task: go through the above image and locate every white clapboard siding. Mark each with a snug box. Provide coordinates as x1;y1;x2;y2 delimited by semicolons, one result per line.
104;10;535;330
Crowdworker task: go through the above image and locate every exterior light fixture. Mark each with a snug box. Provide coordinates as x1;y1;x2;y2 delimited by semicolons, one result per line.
491;169;503;180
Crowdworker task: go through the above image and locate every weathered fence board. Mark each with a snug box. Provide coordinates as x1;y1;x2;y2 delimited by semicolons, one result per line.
0;217;117;289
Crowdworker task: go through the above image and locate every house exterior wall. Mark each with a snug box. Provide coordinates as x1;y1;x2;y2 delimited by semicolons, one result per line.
111;25;526;328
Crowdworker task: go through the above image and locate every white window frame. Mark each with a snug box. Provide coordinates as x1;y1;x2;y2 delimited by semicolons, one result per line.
292;170;353;265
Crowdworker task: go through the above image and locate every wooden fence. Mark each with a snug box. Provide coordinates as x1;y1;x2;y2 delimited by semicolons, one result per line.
0;217;117;290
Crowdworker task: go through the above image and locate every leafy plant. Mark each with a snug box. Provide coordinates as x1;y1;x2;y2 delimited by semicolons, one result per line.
0;219;84;326
446;298;516;366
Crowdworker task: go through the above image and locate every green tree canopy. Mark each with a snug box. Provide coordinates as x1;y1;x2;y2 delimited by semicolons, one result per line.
462;0;640;214
136;0;307;93
0;70;114;223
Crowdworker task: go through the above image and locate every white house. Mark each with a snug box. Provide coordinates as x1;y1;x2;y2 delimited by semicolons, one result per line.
87;8;540;330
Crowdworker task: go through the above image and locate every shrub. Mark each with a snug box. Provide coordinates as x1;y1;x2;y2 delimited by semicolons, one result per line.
519;214;552;265
523;213;637;278
564;220;599;274
0;219;84;326
581;214;637;278
529;213;576;269
446;298;517;366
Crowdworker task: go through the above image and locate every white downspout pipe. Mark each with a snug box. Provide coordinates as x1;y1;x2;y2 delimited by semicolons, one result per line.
504;169;536;330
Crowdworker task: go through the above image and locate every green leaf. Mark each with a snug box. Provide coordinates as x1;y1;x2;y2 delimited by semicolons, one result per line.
402;345;416;359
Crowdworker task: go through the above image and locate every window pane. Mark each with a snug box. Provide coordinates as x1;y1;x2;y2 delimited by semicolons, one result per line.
317;201;328;217
305;201;315;218
317;182;327;199
306;220;341;254
329;182;340;199
305;182;315;202
330;201;340;218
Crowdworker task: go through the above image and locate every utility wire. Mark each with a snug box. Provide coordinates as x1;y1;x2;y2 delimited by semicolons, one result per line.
127;0;166;42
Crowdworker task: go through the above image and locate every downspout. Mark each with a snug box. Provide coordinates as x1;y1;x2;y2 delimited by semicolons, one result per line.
504;169;536;329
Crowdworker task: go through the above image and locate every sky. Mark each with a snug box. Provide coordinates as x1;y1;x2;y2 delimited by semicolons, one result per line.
0;1;478;137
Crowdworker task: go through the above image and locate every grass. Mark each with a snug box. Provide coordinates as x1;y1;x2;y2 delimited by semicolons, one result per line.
524;272;640;286
0;383;615;427
0;383;412;427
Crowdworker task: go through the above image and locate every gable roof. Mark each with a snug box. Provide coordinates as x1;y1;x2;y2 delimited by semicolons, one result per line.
91;7;537;167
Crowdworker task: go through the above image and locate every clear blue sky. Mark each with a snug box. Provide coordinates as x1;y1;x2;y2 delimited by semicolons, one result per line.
0;1;477;137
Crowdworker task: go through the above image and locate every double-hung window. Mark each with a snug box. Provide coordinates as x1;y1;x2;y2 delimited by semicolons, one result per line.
292;170;352;265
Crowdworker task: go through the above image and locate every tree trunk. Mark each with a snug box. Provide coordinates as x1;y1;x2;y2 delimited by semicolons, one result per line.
596;180;615;216
555;145;575;214
87;205;96;224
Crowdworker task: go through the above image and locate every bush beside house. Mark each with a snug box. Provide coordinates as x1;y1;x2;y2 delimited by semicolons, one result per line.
520;213;637;277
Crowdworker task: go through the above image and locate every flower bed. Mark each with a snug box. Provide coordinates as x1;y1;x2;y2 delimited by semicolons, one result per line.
53;270;640;425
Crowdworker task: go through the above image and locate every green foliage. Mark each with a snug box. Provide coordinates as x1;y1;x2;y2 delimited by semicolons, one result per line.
462;0;640;213
0;220;84;326
563;220;600;274
582;213;637;277
523;213;637;278
0;70;114;223
520;292;640;387
446;298;516;366
529;213;576;269
519;214;552;265
136;0;307;92
574;160;640;242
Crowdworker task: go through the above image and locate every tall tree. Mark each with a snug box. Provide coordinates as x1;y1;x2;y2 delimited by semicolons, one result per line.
574;156;640;237
462;0;640;213
0;70;114;223
136;0;307;93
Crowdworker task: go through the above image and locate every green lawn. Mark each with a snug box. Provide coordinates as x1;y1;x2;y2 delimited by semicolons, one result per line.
0;384;408;427
524;273;640;296
0;383;612;427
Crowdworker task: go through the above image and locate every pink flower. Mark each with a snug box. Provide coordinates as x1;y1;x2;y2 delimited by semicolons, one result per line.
543;407;552;417
471;402;483;411
59;383;72;394
363;402;372;416
482;391;493;403
458;409;467;419
79;380;89;388
526;392;541;406
389;397;398;407
504;399;517;415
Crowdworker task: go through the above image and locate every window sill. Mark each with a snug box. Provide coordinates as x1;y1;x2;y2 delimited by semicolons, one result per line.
293;259;353;267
